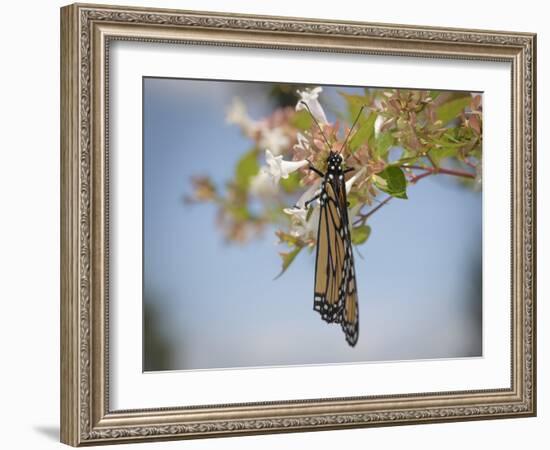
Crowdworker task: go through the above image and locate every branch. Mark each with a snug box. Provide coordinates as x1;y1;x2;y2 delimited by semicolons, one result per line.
353;196;392;226
351;163;475;226
408;171;433;184
403;165;475;179
463;158;478;169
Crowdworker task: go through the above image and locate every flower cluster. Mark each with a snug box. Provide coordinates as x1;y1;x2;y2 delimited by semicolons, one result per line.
186;86;482;276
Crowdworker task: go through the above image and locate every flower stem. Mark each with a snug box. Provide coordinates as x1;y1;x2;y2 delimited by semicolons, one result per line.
353;196;393;226
352;163;476;226
403;165;475;179
463;158;478;169
409;171;433;184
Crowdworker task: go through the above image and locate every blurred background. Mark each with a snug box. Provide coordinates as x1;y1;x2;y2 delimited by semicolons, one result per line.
143;77;482;372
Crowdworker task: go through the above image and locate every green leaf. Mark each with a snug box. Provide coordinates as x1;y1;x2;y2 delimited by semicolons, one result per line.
339;92;369;105
280;171;301;193
349;112;377;152
351;225;371;245
339;91;369;121
276;230;300;246
436;96;471;124
227;205;250;221
374;131;394;159
291;110;313;130
347;191;361;209
373;166;408;199
430;138;464;148
235;149;259;189
469;147;482;160
429;146;459;166
428;90;442;101
275;246;302;279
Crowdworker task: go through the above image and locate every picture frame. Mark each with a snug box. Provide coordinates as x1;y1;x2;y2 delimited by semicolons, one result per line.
60;2;536;446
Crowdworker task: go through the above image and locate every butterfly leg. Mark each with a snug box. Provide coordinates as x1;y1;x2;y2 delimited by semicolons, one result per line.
307;160;325;178
304;193;321;209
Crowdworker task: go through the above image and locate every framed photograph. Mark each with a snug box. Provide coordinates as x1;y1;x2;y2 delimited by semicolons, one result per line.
60;3;536;446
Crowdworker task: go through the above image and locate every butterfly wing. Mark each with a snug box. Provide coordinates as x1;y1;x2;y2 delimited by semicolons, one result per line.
313;179;347;323
341;245;359;346
333;177;359;347
313;175;360;348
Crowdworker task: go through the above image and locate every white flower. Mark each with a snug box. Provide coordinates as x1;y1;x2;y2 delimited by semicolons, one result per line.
345;167;366;194
296;87;328;124
374;114;385;138
283;179;323;241
258;127;290;156
250;167;278;197
265;149;308;184
283;205;319;241
295;179;322;209
283;206;308;224
226;97;248;125
304;207;320;239
294;132;310;152
226;97;257;137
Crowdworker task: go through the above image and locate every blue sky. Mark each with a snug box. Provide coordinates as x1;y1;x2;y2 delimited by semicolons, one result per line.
143;77;482;371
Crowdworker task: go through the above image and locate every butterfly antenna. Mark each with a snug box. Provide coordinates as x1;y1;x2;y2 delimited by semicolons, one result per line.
298;101;332;152
340;105;367;154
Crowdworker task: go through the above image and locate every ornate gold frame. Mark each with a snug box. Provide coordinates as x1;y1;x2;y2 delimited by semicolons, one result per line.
60;3;536;446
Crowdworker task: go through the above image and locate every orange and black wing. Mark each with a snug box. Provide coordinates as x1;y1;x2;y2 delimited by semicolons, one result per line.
335;178;359;346
313;178;359;346
340;238;359;346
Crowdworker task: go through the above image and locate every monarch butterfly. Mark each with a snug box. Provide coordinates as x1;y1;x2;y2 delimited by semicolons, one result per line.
300;102;365;347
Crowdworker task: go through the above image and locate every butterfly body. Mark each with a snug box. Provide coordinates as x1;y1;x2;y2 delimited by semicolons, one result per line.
308;152;359;347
